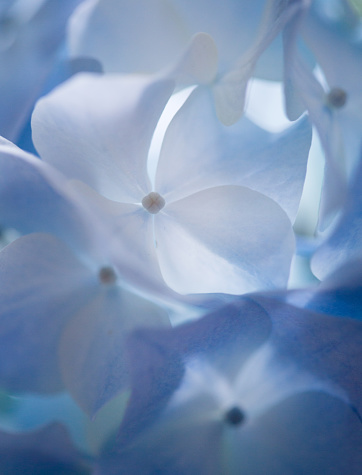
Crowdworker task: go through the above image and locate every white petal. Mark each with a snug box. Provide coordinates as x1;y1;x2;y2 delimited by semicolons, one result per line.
32;73;174;202
155;186;294;295
157;87;311;221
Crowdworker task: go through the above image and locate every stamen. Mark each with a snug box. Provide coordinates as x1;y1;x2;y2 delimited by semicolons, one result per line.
224;406;246;426
326;88;347;109
98;266;117;285
142;192;165;214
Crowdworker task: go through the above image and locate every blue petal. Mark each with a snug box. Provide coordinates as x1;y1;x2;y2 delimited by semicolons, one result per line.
118;298;271;444
0;0;82;141
0;422;89;474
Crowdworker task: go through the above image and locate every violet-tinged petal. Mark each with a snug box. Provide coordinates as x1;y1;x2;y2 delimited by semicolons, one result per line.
32;73;174;203
59;285;170;416
155;186;294;294
250;295;362;414
157;86;311;221
118;298;271;445
0;0;83;141
105;393;362;474
0;423;90;474
0;233;95;393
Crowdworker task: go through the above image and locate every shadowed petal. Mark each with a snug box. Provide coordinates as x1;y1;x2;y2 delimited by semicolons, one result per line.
0;423;90;474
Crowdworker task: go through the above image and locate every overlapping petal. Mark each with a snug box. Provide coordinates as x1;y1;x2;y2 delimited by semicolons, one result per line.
0;0;83;141
32;73;174;203
0;233;94;393
311;157;362;280
0;143;103;255
59;285;170;416
0;232;170;414
157;86;312;221
155;186;295;294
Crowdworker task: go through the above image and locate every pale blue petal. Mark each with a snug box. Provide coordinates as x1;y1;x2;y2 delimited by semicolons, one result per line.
0;145;103;255
311;158;362;280
155;186;294;294
69;0;190;74
156;87;311;221
69;0;281;80
0;233;94;393
32;73;174;202
0;0;82;141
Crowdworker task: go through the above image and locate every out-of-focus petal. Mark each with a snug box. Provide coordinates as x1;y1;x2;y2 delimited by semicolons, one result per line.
32;73;174;203
155;186;294;294
0;233;94;393
0;423;90;474
68;0;282;80
0;0;83;141
226;392;362;475
311;157;362;280
156;86;311;221
59;286;170;416
163;33;218;86
68;0;189;74
0;144;103;256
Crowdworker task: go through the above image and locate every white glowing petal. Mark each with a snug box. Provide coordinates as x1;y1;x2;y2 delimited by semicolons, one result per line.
32;73;173;203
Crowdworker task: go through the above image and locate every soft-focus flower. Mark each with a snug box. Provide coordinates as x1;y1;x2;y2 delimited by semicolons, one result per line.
283;2;362;225
0;0;83;142
31;73;312;296
97;295;362;474
0;141;170;415
68;0;306;124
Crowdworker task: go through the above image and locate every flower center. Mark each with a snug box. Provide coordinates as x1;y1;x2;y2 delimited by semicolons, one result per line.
98;266;117;285
224;406;246;426
326;87;347;109
142;192;165;214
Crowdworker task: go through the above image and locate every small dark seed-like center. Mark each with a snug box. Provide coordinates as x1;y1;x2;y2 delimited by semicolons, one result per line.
98;266;117;285
224;406;246;426
142;192;165;214
327;88;347;109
